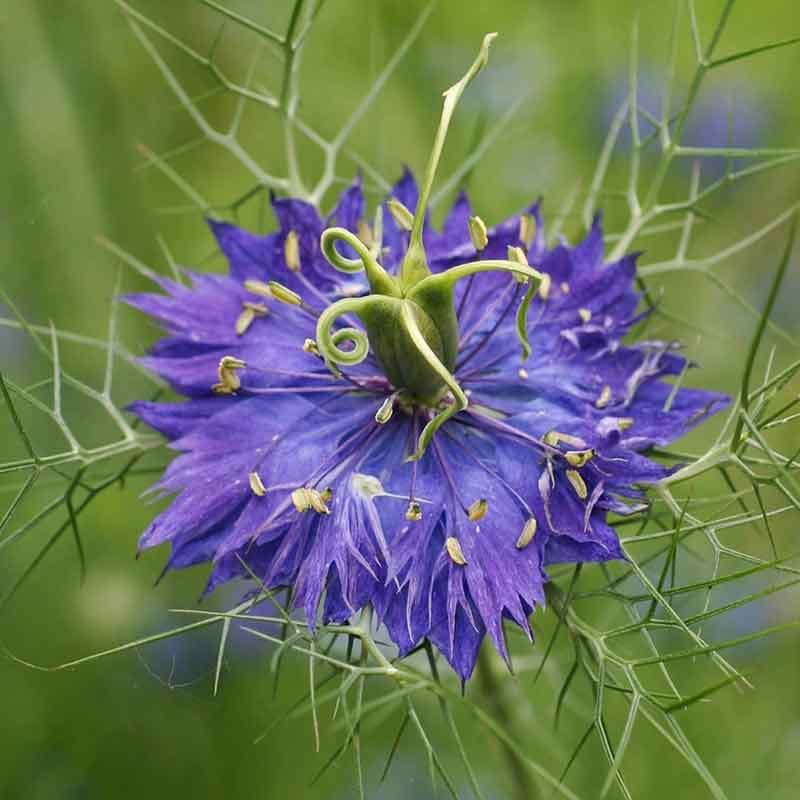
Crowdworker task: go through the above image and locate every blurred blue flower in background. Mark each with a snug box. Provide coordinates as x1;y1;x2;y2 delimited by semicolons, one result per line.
596;67;771;179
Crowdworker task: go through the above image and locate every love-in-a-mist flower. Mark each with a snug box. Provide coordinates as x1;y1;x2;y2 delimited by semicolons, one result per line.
126;36;727;680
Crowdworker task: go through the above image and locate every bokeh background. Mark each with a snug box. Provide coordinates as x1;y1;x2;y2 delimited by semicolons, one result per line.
1;1;799;798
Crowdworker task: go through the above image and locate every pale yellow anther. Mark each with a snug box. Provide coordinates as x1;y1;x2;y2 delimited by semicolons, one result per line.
244;278;273;298
560;281;570;294
518;368;529;380
357;220;374;248
564;449;595;468
578;308;592;324
291;487;330;514
375;395;395;424
516;517;537;549
520;213;537;249
220;356;246;370
308;490;330;514
387;198;414;232
236;307;255;336
405;501;422;522
235;302;268;336
596;384;612;409
213;356;246;394
249;471;267;497
543;430;586;449
506;245;530;284
566;469;588;500
445;536;468;565
303;338;321;357
617;417;634;431
469;215;489;252
467;498;488;522
268;281;302;306
538;273;551;300
291;487;310;512
284;230;301;272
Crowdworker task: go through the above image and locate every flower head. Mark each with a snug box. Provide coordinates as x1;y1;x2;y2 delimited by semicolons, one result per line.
125;36;727;680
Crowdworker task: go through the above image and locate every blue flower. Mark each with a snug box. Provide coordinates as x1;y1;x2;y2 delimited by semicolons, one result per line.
125;168;727;681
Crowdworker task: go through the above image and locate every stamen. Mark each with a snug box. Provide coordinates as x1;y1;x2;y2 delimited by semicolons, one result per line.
506;245;530;283
387;198;414;232
357;220;374;248
212;356;246;394
518;367;529;379
564;448;595;467
244;278;273;298
235;301;268;336
236;307;255;336
578;308;592;324
291;487;330;514
596;384;612;408
516;517;537;549
543;430;587;449
249;471;267;496
405;501;422;521
467;498;488;521
268;281;302;306
520;213;537;249
284;230;301;272
618;417;634;430
352;473;385;499
375;395;395;424
538;273;551;300
560;281;570;294
566;469;588;500
469;215;488;252
303;338;321;357
220;355;246;369
445;536;468;565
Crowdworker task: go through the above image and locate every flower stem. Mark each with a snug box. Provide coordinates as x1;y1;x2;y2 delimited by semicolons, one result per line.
477;646;540;800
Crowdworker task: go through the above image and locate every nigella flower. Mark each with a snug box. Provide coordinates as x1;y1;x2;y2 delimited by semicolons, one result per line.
126;36;727;680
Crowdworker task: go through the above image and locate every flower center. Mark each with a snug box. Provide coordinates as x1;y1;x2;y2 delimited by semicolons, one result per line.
312;34;542;460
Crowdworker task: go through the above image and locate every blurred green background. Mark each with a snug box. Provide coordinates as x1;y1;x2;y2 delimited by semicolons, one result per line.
1;1;799;798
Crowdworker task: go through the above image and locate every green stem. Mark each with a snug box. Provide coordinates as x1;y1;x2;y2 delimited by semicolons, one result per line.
280;0;310;198
477;647;540;800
